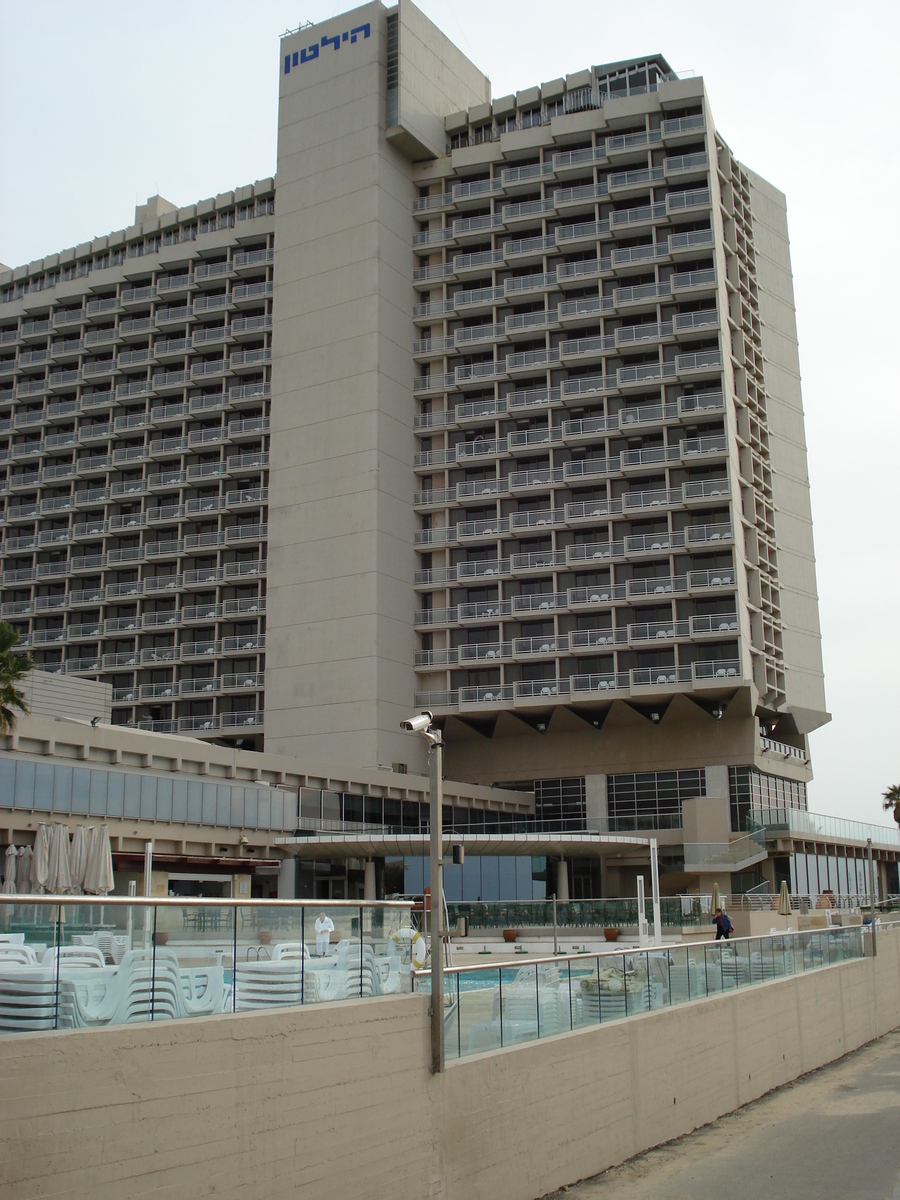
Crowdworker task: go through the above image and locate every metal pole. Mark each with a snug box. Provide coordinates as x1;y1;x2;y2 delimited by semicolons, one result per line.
866;838;877;957
649;838;662;945
429;734;445;1073
143;841;154;949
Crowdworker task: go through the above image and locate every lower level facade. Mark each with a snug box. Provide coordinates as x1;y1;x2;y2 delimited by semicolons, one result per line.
1;702;896;908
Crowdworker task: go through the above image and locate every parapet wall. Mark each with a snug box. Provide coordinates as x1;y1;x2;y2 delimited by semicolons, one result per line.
2;930;899;1200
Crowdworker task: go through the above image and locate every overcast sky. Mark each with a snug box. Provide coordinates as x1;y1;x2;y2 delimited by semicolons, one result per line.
1;1;898;828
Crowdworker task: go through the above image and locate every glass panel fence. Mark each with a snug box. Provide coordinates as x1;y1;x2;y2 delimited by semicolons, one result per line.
0;897;414;1033
416;925;872;1062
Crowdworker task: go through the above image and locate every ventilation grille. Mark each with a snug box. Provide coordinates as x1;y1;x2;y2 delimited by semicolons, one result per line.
386;12;399;127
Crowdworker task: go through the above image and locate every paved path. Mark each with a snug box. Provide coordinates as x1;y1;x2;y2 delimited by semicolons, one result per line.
546;1030;900;1200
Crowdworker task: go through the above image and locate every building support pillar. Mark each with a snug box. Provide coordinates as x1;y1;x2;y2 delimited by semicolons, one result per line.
364;859;376;901
556;858;569;902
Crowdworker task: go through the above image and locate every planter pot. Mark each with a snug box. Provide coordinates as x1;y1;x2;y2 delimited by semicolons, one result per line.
258;931;272;945
502;929;518;943
603;927;620;942
153;931;169;946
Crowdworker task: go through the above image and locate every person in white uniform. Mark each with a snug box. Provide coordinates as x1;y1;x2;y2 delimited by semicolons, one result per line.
314;912;335;956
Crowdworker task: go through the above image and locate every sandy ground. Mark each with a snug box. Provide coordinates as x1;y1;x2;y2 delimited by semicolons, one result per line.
543;1029;900;1200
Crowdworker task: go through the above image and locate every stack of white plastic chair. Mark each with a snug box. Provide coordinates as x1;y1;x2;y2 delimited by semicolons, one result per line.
178;962;226;1017
667;958;700;1004
0;944;58;1032
501;963;562;1036
41;946;112;1028
112;949;182;1024
234;957;310;1010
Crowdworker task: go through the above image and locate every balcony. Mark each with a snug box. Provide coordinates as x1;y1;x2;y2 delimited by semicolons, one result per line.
221;671;265;691
221;633;264;654
192;294;233;316
666;187;711;215
459;684;513;707
513;634;569;658
232;248;274;272
555;220;610;249
221;712;264;730
453;251;504;279
512;591;568;615
514;679;571;702
152;370;190;393
506;348;559;374
692;613;739;638
503;198;555;225
688;569;735;592
553;182;609;212
503;235;555;264
452;214;503;242
230;348;271;372
230;314;273;339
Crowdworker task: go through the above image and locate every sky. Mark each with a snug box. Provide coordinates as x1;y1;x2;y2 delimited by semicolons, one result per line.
1;0;898;827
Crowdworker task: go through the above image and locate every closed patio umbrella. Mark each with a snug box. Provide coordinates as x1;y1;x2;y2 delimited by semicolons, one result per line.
84;825;114;896
778;880;792;917
69;826;89;894
710;882;722;913
2;845;17;894
16;845;33;894
47;824;73;895
31;825;52;894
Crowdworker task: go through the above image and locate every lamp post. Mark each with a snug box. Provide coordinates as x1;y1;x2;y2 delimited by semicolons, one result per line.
867;837;877;957
401;710;444;1073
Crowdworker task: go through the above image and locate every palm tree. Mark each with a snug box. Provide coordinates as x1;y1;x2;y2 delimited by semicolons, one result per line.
0;621;33;734
883;785;900;828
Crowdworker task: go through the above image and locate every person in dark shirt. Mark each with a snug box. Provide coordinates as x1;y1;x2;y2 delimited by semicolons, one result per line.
714;907;734;939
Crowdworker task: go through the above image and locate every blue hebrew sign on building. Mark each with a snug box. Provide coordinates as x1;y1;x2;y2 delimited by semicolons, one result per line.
284;24;370;74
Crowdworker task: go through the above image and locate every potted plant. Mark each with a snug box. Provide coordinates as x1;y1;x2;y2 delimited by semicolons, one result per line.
502;928;518;943
603;927;620;942
258;930;272;945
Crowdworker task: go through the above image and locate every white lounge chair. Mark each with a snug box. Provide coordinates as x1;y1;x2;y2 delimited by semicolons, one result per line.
0;944;39;966
42;946;107;971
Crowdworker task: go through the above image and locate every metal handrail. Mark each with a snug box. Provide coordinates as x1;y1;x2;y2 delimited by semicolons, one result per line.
414;923;861;978
0;895;414;910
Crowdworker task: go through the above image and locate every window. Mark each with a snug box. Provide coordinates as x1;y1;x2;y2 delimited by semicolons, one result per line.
608;769;705;830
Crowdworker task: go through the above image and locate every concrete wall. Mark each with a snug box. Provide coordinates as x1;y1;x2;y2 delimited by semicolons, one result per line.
266;2;486;774
2;930;899;1200
18;669;112;724
746;168;828;732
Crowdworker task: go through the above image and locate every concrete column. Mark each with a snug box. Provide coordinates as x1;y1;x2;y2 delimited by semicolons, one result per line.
364;859;376;901
277;858;297;899
556;859;569;902
585;774;607;828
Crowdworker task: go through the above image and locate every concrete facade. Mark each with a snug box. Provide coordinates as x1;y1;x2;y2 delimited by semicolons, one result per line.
0;186;275;746
1;929;898;1200
267;2;488;773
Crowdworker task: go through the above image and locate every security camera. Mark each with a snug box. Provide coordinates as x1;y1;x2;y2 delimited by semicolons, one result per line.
400;710;433;733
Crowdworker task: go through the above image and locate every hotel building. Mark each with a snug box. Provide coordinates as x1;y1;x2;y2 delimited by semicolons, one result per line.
3;2;884;903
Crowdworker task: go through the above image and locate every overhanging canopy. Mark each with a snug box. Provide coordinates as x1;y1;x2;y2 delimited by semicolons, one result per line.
274;831;651;860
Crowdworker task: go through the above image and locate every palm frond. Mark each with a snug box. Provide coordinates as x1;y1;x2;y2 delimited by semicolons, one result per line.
0;621;32;733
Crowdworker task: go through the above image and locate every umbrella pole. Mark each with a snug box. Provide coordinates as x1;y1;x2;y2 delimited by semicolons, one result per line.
126;879;136;949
